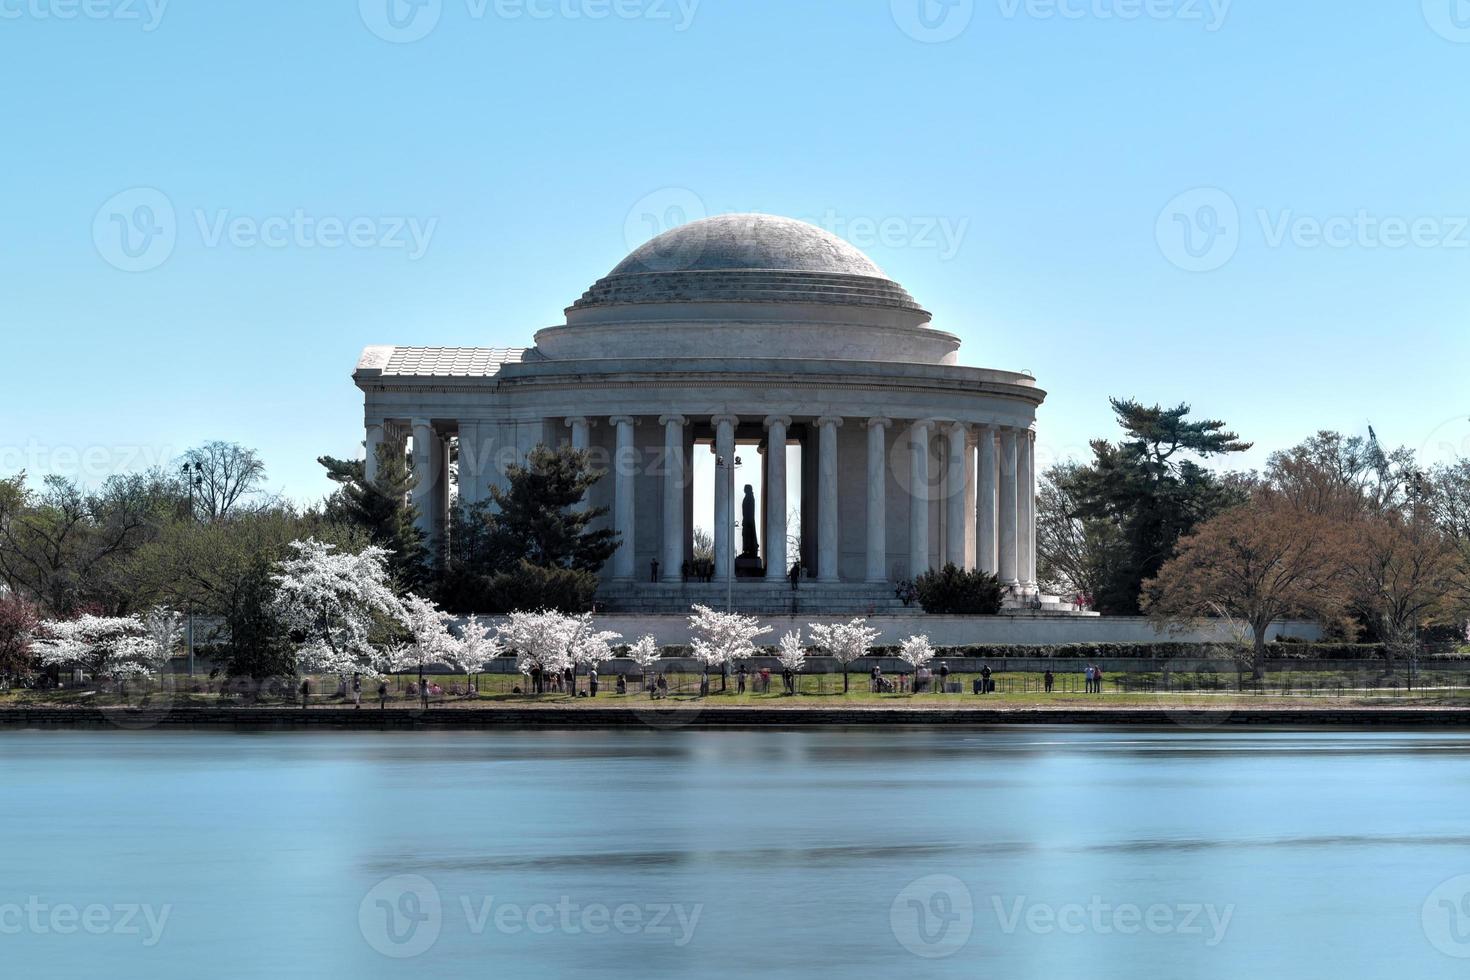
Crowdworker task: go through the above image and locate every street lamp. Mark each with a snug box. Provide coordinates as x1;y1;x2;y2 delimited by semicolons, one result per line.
181;461;203;677
716;453;742;612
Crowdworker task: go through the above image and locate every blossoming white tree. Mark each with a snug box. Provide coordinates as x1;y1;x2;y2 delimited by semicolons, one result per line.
688;605;771;691
497;610;575;692
136;606;183;678
33;615;151;680
808;617;880;694
776;630;806;695
898;635;935;678
441;614;502;696
626;634;662;695
566;612;621;689
272;539;404;677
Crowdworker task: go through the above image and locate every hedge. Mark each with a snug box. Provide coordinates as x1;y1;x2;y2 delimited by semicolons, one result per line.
586;642;1396;662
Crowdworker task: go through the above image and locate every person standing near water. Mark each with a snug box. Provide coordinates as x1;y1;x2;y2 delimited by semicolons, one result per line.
352;674;361;709
1044;669;1054;694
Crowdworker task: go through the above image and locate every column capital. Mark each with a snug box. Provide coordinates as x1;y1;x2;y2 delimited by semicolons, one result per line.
764;415;792;430
411;418;433;431
816;415;845;429
658;414;688;427
609;415;637;427
946;420;969;435
910;418;935;435
711;414;741;429
365;418;387;431
866;417;892;430
564;416;589;429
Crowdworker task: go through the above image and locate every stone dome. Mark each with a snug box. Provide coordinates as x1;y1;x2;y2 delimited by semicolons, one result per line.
568;213;927;315
612;213;887;277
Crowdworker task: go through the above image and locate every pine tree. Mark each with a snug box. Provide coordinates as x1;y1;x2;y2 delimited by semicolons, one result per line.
1068;400;1251;615
442;445;619;613
319;445;430;590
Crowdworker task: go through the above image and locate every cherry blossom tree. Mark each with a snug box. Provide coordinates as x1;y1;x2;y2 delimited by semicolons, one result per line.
400;593;457;701
272;539;404;677
898;635;935;676
0;594;40;684
626;634;662;695
441;614;502;696
566;612;621;690
809;618;880;694
776;630;806;694
688;604;771;691
497;610;576;692
33;615;151;680
137;606;183;678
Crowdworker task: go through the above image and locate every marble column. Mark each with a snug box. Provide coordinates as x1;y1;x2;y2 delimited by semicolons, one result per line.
565;416;590;451
866;418;891;583
660;415;687;583
364;420;385;486
610;416;637;581
764;416;790;580
998;426;1020;589
1021;429;1038;592
457;420;483;508
976;425;997;574
963;428;977;569
410;418;437;545
945;422;968;570
712;414;739;583
909;421;932;579
816;416;843;582
564;416;590;513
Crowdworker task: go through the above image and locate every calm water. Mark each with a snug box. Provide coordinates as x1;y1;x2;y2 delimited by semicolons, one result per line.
4;726;1470;978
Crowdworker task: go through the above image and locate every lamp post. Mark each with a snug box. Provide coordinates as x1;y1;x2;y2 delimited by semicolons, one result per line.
181;462;203;677
716;454;742;613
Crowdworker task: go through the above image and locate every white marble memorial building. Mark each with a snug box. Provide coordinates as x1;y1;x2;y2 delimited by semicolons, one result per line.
354;214;1048;613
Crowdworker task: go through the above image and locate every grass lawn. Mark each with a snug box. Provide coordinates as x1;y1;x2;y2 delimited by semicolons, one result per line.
7;668;1470;711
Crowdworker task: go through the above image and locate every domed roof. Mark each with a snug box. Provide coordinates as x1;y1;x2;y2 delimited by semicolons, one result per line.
569;213;926;315
611;213;887;278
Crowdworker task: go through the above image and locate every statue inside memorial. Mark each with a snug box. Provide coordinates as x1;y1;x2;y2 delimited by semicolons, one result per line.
740;485;759;557
735;484;763;578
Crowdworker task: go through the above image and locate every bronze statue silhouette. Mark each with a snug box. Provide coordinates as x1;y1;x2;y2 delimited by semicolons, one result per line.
740;484;759;558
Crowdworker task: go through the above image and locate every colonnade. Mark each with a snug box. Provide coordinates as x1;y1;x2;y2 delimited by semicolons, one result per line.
366;414;1039;593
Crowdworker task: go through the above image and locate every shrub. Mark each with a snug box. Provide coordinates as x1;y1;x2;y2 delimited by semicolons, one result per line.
913;564;1004;615
439;561;599;615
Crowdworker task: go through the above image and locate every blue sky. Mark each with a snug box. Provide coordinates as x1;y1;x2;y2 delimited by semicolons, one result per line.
3;0;1469;504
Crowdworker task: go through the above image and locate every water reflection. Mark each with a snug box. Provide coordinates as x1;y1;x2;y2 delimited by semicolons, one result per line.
2;726;1469;978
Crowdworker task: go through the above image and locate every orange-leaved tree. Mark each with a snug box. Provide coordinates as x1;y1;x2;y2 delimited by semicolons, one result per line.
1143;487;1352;679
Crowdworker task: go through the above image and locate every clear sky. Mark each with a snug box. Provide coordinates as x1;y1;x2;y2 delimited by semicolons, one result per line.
3;0;1469;505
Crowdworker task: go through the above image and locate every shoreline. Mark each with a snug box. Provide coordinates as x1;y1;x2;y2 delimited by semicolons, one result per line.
4;703;1470;729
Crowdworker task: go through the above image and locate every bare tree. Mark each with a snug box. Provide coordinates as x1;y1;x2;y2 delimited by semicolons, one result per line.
1144;487;1352;679
179;442;266;520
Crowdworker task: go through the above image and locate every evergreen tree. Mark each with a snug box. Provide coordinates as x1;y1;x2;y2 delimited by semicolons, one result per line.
443;445;619;613
1068;399;1251;614
319;445;430;590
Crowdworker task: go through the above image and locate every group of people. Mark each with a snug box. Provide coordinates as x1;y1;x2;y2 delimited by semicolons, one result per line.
526;664;604;697
1083;664;1106;694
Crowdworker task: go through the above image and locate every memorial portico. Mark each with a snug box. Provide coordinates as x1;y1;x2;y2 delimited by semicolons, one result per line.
354;213;1053;613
